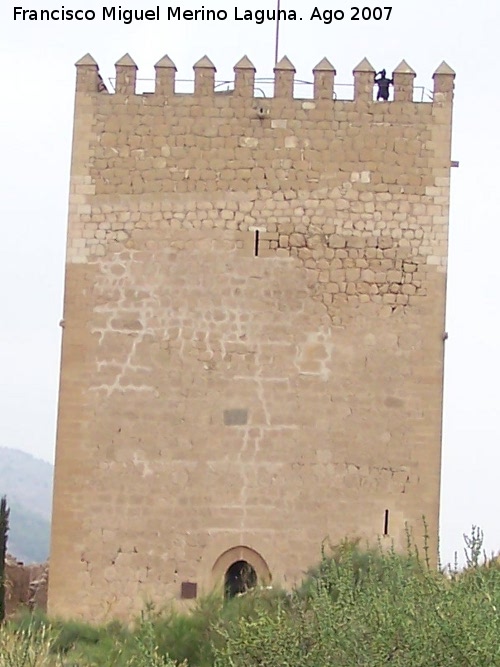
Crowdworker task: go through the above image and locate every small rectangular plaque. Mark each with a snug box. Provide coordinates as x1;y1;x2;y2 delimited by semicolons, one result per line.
181;581;197;599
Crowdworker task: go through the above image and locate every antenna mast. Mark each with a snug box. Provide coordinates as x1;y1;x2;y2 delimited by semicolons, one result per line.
274;0;281;64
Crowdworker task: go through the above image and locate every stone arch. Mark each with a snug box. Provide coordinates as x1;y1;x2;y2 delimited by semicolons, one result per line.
211;545;271;590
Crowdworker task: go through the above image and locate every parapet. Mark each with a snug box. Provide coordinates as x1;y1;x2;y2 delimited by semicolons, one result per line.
75;54;455;104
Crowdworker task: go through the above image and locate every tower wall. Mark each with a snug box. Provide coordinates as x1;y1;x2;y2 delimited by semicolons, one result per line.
48;54;455;621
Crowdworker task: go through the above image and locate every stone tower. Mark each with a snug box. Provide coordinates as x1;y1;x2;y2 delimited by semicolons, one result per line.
48;53;455;621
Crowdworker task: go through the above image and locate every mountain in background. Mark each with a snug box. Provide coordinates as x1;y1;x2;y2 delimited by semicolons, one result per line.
0;447;53;563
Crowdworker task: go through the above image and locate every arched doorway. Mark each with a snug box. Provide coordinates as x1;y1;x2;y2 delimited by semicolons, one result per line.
224;560;257;598
211;545;271;595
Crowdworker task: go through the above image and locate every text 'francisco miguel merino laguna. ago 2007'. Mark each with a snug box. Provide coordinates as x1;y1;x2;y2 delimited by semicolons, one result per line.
13;6;394;24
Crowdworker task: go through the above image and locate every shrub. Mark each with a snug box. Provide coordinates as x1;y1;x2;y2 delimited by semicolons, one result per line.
0;623;52;667
213;535;500;667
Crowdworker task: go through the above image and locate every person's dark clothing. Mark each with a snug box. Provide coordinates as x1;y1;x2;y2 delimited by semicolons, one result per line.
374;70;393;101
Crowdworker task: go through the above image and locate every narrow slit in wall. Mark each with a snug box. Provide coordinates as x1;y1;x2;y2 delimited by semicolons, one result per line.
383;509;389;536
254;230;260;257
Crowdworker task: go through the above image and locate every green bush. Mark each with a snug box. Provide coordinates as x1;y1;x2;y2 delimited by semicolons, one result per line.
49;619;102;654
213;536;500;667
3;531;500;667
128;616;185;667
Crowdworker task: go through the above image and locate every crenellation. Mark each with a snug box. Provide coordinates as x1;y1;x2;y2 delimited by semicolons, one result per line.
193;55;216;96
233;55;256;97
75;53;100;93
393;60;416;102
70;54;454;106
312;57;336;100
433;61;456;97
353;57;376;102
114;53;138;95
273;55;296;98
154;54;176;96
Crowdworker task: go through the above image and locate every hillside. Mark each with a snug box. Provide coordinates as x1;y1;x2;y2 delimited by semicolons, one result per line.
0;447;53;563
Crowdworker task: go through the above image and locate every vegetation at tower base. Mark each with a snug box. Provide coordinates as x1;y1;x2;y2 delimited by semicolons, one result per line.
2;532;500;667
0;495;10;624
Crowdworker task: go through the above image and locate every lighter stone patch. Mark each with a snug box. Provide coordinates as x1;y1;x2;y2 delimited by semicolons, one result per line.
240;137;259;147
71;254;88;264
294;327;334;380
132;453;153;477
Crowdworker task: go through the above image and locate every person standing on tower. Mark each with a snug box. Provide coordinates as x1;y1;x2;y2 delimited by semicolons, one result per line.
374;69;393;101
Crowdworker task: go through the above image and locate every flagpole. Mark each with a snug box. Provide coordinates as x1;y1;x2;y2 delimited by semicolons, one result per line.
274;0;281;64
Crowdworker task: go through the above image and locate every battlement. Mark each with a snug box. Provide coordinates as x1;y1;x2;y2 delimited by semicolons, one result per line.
75;54;455;105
